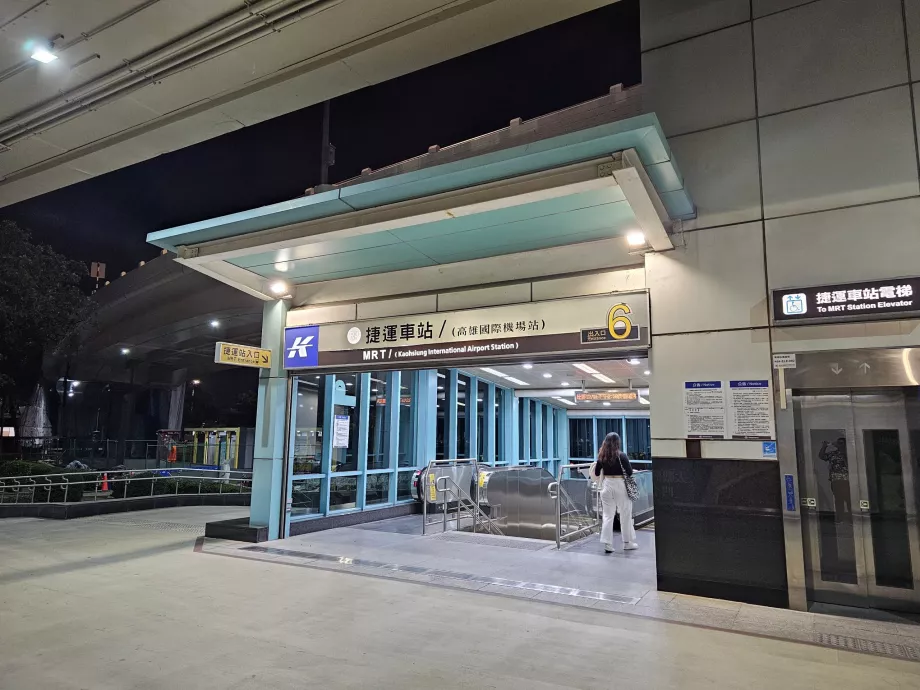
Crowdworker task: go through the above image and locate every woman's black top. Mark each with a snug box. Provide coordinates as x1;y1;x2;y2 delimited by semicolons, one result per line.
597;450;633;478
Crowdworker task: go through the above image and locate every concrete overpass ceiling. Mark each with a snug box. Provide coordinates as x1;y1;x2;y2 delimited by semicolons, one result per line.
0;0;621;208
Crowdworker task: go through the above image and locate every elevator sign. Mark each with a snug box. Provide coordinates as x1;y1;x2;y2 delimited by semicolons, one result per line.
773;277;919;324
285;292;650;369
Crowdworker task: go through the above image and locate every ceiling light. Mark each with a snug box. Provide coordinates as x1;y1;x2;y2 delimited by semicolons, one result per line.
480;367;507;378
30;47;58;63
560;381;570;387
210;320;220;328
522;363;533;369
553;397;576;406
542;373;552;379
644;370;651;376
372;388;378;393
191;379;201;385
504;377;530;386
592;373;616;384
120;348;130;355
269;281;288;295
71;381;79;387
477;398;483;402
346;382;353;387
627;358;641;365
274;262;289;273
298;393;303;397
573;363;599;375
67;391;74;397
626;230;646;247
603;402;611;406
438;386;444;390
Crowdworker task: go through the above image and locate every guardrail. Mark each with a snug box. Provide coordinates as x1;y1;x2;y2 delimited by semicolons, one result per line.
0;468;252;505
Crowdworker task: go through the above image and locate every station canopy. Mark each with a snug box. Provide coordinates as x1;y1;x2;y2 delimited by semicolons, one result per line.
147;90;695;301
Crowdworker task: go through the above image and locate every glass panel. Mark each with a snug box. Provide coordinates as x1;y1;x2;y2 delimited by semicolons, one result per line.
398;371;416;468
626;418;652;460
331;373;359;472
494;387;505;464
365;473;391;507
329;475;358;511
477;380;487;462
457;373;470;458
569;418;594;458
596;418;622;445
367;375;389;470
529;401;538;459
863;428;914;588
292;376;324;475
542;406;549;458
291;478;321;517
397;471;415;501
518;402;525;461
436;370;448;459
811;429;858;584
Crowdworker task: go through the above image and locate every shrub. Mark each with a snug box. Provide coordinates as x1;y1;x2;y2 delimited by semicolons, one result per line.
109;472;250;498
0;459;91;502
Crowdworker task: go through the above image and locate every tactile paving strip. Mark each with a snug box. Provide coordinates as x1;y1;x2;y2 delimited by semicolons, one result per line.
814;633;920;661
81;517;204;533
241;545;639;604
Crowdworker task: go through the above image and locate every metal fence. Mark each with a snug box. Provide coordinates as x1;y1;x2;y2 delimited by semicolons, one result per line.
0;468;252;505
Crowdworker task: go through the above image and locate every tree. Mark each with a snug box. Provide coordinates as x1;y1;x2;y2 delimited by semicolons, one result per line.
0;221;93;429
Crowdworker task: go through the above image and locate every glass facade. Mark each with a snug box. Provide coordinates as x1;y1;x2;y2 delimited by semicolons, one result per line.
568;416;652;460
287;368;570;523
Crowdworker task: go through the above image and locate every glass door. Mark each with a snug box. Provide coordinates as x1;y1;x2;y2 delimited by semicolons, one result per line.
794;390;920;609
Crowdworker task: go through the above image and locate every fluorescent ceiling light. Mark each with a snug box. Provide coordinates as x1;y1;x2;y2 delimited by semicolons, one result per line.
572;363;599;374
30;48;58;63
210;320;220;328
592;373;616;384
480;367;507;378
603;402;611;406
522;363;533;369
504;377;530;386
269;281;288;295
626;230;646;247
553;397;576;406
560;381;570;387
542;373;552;378
627;358;641;365
644;370;651;376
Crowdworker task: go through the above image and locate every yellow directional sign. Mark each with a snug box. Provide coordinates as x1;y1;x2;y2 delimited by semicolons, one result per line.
214;342;272;369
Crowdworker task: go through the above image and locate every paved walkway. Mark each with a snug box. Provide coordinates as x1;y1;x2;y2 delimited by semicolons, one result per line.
2;508;920;688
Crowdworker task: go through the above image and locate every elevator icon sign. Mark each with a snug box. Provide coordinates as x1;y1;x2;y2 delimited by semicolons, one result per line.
284;325;319;368
782;293;807;316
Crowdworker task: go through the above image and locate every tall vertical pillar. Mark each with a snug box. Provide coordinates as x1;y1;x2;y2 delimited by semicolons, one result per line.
508;394;519;464
249;300;289;540
447;370;459;458
416;370;438;466
467;375;478;462
485;383;496;465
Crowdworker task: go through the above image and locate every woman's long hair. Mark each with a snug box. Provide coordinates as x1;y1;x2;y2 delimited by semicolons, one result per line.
597;432;622;466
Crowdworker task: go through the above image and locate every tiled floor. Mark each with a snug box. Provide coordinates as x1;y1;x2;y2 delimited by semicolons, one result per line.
200;514;920;662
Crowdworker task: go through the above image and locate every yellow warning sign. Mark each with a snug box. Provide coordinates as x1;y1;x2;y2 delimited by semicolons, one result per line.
428;474;437;502
214;342;272;369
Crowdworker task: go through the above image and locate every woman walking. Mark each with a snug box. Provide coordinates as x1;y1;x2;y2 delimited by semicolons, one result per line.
590;432;637;553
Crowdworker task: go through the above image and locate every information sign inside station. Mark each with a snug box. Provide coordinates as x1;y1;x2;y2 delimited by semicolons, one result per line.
773;277;919;324
214;342;272;369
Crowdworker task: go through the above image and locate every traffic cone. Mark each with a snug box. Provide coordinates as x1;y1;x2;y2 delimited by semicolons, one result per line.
101;473;109;492
167;445;177;463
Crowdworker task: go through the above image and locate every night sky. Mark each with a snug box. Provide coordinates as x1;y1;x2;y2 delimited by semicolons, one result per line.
0;1;640;277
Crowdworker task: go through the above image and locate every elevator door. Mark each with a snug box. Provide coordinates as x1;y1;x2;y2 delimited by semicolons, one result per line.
794;391;920;609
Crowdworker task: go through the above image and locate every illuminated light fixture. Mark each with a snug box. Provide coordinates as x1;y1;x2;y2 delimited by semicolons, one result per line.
67;391;74;397
372;388;378;393
603;402;611;406
457;402;465;407
120;348;130;355
346;382;353;387
504;376;530;386
191;379;201;385
592;373;616;384
522;363;534;369
553;396;576;406
644;370;651;376
573;363;599;375
542;373;552;378
71;381;79;387
210;320;220;328
437;385;444;390
274;262;290;272
480;367;507;378
269;280;288;295
560;381;570;387
626;230;646;247
627;358;641;365
298;393;303;397
30;47;58;63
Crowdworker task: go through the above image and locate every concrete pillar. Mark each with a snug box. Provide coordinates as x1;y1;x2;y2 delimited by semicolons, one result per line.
249;300;289;540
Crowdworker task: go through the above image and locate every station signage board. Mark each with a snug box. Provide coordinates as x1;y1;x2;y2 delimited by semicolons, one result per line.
773;277;918;324
574;390;638;403
214;342;272;369
284;292;650;369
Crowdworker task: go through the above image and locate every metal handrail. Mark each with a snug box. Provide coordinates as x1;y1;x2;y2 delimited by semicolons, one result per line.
551;462;602;549
435;475;503;537
0;468;252;505
0;467;250;482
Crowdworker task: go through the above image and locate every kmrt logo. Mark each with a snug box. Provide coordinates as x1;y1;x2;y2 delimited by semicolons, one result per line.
283;326;319;368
